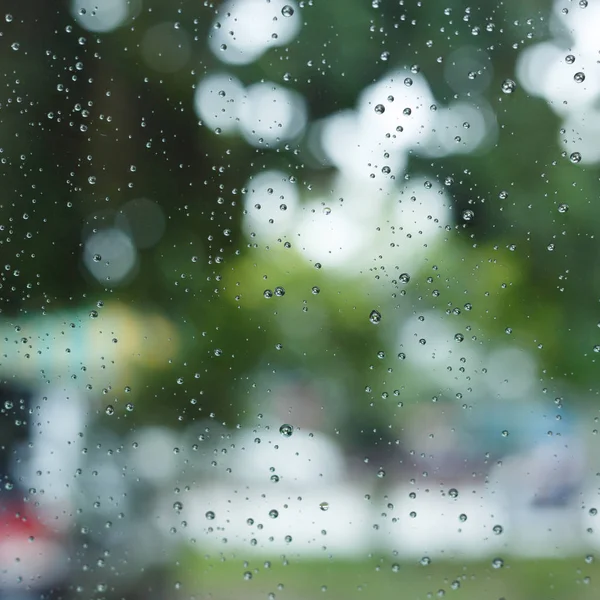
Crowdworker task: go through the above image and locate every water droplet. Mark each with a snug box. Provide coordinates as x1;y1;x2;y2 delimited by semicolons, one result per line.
173;501;183;511
454;333;464;343
269;509;279;519
369;310;382;324
279;424;293;437
319;502;329;511
380;51;390;61
392;563;400;572
399;273;411;284
420;556;431;566
448;488;459;498
574;72;586;83
501;79;516;94
105;405;114;416
493;524;503;535
374;104;385;114
275;286;285;297
377;468;386;478
558;203;569;213
264;289;273;298
281;5;294;17
459;513;467;522
243;571;253;581
570;151;582;163
565;54;575;64
404;77;413;87
492;557;504;569
205;511;215;520
462;209;475;221
312;286;320;294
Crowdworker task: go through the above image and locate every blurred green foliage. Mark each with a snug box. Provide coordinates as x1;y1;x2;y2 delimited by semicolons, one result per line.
0;0;597;449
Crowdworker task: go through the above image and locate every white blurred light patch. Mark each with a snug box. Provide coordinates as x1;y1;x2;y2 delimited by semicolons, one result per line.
209;0;301;66
516;0;600;120
391;177;452;243
484;347;537;400
516;42;562;99
296;197;369;267
194;73;245;135
516;42;600;116
129;427;180;482
72;0;128;33
84;228;137;284
318;71;435;182
318;110;407;182
550;0;600;58
357;71;436;151
425;101;495;157
239;83;307;146
295;175;451;272
141;22;191;73
242;169;300;239
397;310;483;389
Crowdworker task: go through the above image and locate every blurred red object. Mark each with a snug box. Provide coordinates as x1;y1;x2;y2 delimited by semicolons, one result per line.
0;499;68;591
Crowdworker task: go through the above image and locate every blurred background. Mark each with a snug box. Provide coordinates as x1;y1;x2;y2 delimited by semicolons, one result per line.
1;0;600;599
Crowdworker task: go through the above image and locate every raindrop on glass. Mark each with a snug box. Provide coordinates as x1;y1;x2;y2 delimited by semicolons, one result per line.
279;424;293;437
501;79;516;94
369;310;382;324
